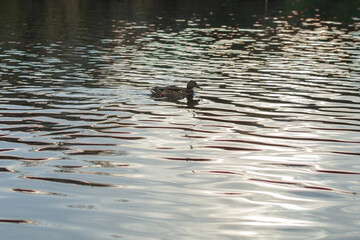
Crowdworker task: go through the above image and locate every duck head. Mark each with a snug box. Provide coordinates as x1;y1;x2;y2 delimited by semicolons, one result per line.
187;80;201;90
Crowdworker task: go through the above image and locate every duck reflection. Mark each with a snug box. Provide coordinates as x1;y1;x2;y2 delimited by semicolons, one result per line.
185;95;200;108
151;94;200;108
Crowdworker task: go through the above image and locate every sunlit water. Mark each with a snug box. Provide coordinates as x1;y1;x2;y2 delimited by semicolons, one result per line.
0;0;359;239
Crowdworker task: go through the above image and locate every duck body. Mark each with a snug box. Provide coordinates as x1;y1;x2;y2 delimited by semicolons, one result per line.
151;80;200;100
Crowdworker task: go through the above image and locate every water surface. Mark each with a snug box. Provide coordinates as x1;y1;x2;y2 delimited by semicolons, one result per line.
0;0;360;239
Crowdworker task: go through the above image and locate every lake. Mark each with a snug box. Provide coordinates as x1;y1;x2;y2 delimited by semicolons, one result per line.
0;0;359;239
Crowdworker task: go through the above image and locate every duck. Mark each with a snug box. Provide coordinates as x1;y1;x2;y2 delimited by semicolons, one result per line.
151;80;201;99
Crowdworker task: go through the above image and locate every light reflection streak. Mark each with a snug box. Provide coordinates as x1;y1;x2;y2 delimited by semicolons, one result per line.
242;216;315;227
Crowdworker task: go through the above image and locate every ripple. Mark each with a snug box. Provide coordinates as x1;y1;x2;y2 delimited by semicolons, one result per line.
0;1;359;239
24;176;117;188
0;219;35;224
164;157;212;162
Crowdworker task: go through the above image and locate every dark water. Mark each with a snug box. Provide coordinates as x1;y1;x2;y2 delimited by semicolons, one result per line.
0;0;360;239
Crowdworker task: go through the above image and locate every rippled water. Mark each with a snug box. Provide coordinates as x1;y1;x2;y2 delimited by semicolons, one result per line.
1;0;360;239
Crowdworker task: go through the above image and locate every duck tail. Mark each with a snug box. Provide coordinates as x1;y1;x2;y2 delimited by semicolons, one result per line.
150;87;161;96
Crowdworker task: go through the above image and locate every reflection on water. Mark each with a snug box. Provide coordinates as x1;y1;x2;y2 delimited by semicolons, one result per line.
0;0;360;239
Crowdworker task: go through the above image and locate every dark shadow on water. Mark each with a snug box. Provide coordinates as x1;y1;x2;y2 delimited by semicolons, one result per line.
151;95;200;108
185;96;201;108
